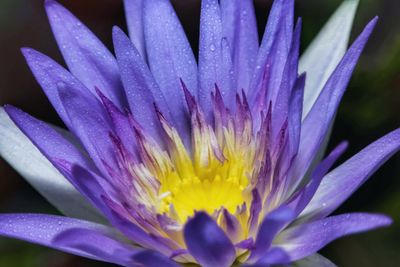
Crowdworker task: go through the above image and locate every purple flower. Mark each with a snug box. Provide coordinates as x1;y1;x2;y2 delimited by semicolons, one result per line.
0;0;398;266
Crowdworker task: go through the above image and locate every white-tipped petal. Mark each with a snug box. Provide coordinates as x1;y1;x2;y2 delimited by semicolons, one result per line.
300;0;359;118
0;107;104;223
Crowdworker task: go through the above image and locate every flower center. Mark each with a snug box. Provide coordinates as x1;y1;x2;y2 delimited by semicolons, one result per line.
132;106;260;223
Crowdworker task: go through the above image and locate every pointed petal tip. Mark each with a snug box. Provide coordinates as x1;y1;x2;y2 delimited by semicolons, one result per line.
44;0;55;7
20;47;38;59
44;0;63;12
112;25;124;37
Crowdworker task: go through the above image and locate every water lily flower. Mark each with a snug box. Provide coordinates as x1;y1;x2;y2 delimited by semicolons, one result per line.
0;0;399;266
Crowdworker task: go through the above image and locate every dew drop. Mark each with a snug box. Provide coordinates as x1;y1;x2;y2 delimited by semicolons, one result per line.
209;43;216;52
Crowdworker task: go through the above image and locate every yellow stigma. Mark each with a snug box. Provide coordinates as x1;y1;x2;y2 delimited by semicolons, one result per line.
134;112;258;224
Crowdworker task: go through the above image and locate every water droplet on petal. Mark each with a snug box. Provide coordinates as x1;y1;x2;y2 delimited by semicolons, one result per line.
209;44;216;52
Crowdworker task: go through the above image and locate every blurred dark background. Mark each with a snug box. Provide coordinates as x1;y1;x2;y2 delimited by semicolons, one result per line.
0;0;399;266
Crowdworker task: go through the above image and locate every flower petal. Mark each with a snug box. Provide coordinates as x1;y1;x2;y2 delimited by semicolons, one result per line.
68;165;174;255
143;0;198;145
53;228;142;266
0;107;102;222
300;0;359;117
288;141;348;216
300;128;400;221
0;213;131;265
249;0;294;109
288;18;378;193
221;0;259;93
273;213;392;262
123;0;146;58
248;206;295;263
113;27;171;144
199;0;235;119
57;81;118;176
184;212;236;267
45;0;126;109
132;250;180;267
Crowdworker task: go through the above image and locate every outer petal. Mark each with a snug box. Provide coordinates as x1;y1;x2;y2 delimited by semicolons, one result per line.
123;0;146;58
58;82;118;176
0;214;134;265
288;18;378;193
0;107;102;222
184;212;236;267
221;0;259;93
132;250;180;267
300;128;400;221
249;0;294;109
113;27;170;144
21;48;113;130
199;0;235;119
273;213;392;262
288;141;348;216
300;0;359;117
45;0;126;109
248;206;295;263
68;166;174;256
143;0;198;145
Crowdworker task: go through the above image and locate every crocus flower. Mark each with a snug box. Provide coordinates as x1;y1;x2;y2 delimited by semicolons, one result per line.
0;0;399;266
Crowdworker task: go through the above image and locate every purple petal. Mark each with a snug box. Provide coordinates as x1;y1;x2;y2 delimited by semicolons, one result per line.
22;48;88;128
287;74;306;161
113;27;171;145
143;0;197;145
68;165;174;255
272;18;302;142
245;248;289;266
97;90;139;158
3;105;108;222
273;213;392;262
0;213;131;265
184;212;236;267
288;18;378;193
132;250;180;267
300;128;400;221
249;0;294;109
4;105;96;176
45;0;126;110
123;0;146;58
220;209;243;243
53;228;142;266
199;0;235;119
57;82;118;176
288;141;348;217
221;0;259;93
248;206;295;263
0;107;103;222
